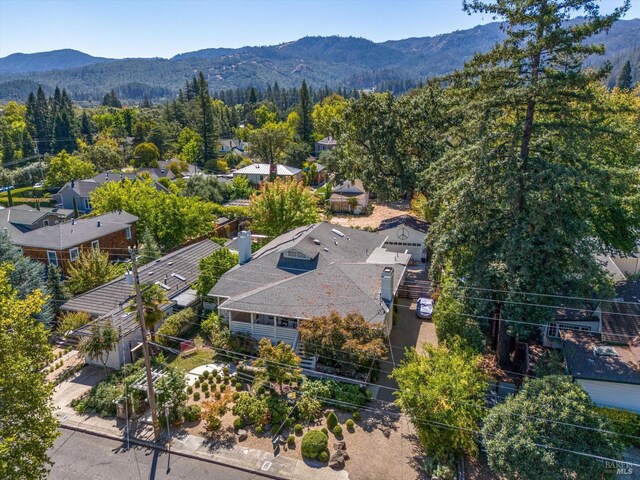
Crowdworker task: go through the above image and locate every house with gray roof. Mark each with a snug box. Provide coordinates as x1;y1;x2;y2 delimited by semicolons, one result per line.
62;238;221;369
12;210;138;275
207;223;410;356
232;163;302;185
562;330;640;412
314;136;337;156
52;171;169;214
0;204;73;237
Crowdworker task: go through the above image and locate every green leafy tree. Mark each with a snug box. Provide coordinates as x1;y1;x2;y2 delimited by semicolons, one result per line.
482;376;623;480
0;265;59;480
66;248;126;295
253;338;301;391
247;122;292;176
127;283;167;343
229;175;253;200
131;142;160;168
80;141;122;171
284;141;311;169
426;0;637;367
248;179;319;237
392;342;488;462
193;247;238;297
200;311;231;348
90;178;216;250
57;311;90;338
155;367;187;423
311;93;347;141
44;150;96;188
79;321;119;373
180;175;225;204
617;59;633;90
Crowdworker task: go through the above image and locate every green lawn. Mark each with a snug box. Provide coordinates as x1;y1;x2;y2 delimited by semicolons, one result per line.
167;347;217;373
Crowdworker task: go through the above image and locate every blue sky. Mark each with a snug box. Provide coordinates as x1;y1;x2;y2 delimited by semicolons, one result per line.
1;0;638;58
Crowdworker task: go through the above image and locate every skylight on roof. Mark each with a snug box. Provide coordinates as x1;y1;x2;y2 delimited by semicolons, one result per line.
331;228;345;237
172;273;186;281
155;281;171;291
594;346;618;357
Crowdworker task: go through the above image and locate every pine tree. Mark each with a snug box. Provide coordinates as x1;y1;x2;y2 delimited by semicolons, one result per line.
427;0;635;367
45;263;68;315
102;89;122;108
297;80;314;146
80;111;95;144
25;86;51;153
196;72;219;164
51;89;77;153
142;93;151;108
139;229;162;265
617;60;633;90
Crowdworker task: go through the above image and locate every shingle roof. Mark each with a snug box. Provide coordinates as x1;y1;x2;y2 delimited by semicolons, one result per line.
63;239;220;330
378;215;429;234
210;223;409;324
11;211;137;250
55;172;169;199
316;136;337;146
233;163;301;176
562;330;640;385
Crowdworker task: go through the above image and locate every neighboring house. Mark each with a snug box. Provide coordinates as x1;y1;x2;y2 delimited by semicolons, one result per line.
137;167;176;181
597;249;640;283
53;171;169;214
377;215;428;262
12;211;138;275
213;217;239;238
207;223;411;357
304;160;326;186
0;205;73;237
232;163;302;185
314;136;337;156
63;238;221;369
329;179;369;214
219;138;249;155
562;330;640;412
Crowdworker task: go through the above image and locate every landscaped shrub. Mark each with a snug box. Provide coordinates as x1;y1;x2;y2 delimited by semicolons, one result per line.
346;419;354;429
233;417;246;430
204;391;210;399
216;375;222;383
294;424;303;435
220;384;226;392
302;379;369;411
210;382;216;391
186;386;193;394
256;425;263;434
321;427;328;435
236;382;243;390
202;370;210;379
318;451;329;462
301;430;328;459
204;413;222;432
156;307;196;346
352;411;361;421
201;383;209;392
215;391;221;399
597;407;640;448
223;366;230;375
257;386;265;395
333;425;342;435
183;404;201;422
287;435;295;446
223;377;229;385
193;392;201;401
195;381;201;388
326;411;338;429
232;392;240;400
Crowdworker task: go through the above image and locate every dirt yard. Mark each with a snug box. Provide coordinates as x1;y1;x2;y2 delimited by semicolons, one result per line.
330;201;411;229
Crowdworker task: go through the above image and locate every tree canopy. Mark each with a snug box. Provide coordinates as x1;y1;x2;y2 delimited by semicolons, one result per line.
0;264;59;479
482;375;623;480
44;150;96;188
248;178;319;237
66;248;126;295
193;247;239;297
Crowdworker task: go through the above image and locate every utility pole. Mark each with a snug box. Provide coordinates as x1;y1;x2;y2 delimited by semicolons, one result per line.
129;247;161;442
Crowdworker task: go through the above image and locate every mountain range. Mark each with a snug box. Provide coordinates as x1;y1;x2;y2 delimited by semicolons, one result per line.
0;18;638;102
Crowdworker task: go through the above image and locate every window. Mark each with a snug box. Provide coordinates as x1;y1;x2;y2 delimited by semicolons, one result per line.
43;220;49;226
283;249;310;260
125;226;132;240
69;247;79;261
47;251;58;266
91;240;99;250
83;197;90;210
547;322;592;338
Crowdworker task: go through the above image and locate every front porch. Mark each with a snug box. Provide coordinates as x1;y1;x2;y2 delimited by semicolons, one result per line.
224;310;301;348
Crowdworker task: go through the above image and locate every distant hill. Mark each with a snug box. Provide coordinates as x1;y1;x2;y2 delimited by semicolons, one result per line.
0;18;638;102
0;49;112;75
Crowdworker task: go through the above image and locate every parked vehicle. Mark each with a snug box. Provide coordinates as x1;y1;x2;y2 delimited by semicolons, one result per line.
416;297;434;319
0;185;15;192
33;182;44;188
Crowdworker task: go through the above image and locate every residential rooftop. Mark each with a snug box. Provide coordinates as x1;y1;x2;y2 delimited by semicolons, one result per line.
233;163;301;176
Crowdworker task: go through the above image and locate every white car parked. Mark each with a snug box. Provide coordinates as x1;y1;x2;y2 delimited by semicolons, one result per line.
416;297;434;319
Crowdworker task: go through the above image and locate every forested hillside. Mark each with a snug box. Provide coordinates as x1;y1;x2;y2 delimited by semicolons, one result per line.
0;18;637;102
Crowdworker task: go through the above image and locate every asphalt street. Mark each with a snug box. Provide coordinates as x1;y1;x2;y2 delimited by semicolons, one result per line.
49;428;267;480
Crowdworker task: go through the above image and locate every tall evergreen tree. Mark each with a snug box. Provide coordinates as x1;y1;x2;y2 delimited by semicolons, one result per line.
25;86;51;153
297;80;314;146
427;0;636;367
102;89;122;108
51;89;77;154
617;59;633;90
195;72;219;164
80;111;95;144
45;264;68;316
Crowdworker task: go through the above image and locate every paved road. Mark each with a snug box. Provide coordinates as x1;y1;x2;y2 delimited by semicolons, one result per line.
50;429;266;480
